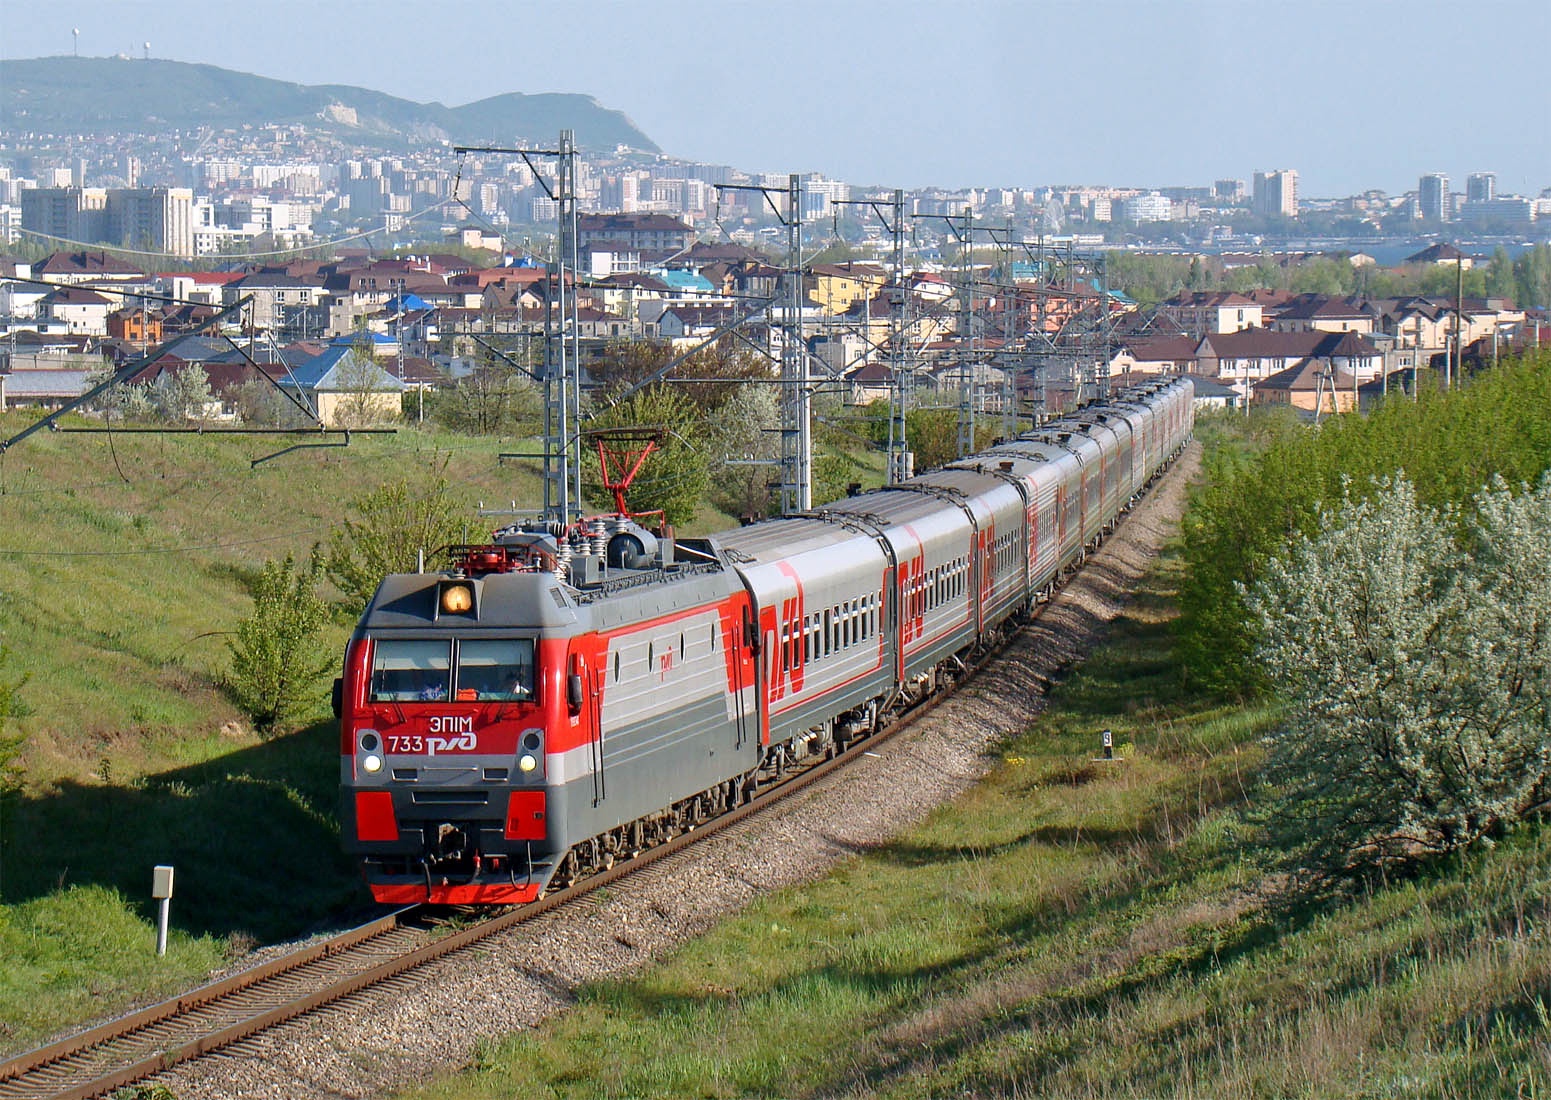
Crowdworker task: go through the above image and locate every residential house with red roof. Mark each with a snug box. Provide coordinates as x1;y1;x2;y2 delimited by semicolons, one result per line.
1197;327;1383;404
1268;294;1375;334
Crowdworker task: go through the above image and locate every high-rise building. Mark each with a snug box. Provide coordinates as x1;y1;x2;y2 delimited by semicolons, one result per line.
1252;170;1299;217
1466;172;1496;204
1419;173;1450;221
108;188;194;259
1213;179;1246;203
20;186;107;245
1123;191;1173;223
20;186;192;258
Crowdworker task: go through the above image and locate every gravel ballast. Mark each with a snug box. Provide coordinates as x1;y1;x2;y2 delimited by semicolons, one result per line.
162;442;1202;1100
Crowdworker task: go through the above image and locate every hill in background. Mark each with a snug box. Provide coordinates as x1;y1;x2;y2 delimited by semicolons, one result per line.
0;56;659;152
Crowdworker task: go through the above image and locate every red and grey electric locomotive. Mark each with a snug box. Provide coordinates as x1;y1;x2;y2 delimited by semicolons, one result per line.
336;377;1194;904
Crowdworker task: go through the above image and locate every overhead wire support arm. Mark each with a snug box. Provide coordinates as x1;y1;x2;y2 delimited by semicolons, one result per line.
583;297;777;419
467;332;544;384
217;333;329;425
453;145;565;201
829;194;903;236
1;294;253;455
712;181;801;227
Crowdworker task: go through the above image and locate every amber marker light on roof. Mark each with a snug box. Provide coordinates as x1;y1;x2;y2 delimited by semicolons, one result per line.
440;583;474;614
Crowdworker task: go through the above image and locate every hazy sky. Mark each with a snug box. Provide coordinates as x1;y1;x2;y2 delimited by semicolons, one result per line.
4;0;1548;198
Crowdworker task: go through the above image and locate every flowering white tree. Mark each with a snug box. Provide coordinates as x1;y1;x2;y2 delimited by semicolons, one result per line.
149;365;216;423
707;380;779;520
1247;474;1551;876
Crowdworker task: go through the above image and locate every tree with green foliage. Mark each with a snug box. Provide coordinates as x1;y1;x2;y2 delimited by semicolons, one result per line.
1102;252;1196;307
588;337;767;415
1247;474;1551;878
584;385;708;526
808;238;860;266
325;467;470;609
232;377;311;428
225;553;336;732
1177;351;1551;695
429;364;541;435
149;365;216;423
1512;242;1551;309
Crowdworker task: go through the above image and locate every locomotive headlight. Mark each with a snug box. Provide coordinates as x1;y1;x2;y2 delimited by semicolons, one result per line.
518;753;538;773
363;753;384;774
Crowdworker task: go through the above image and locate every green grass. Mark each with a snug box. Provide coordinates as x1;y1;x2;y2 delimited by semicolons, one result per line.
0;404;816;1055
401;552;1551;1100
0;415;562;1053
0;885;227;1053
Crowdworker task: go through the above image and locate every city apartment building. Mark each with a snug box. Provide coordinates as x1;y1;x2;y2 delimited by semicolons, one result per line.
1252;170;1299;217
1123;192;1173;223
1419;173;1450;221
576;213;692;255
20;186;195;258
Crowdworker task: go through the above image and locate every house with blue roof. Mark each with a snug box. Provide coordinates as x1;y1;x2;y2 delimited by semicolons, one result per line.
657;269;717;296
277;344;405;427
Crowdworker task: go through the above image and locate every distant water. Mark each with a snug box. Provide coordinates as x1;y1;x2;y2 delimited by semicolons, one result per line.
1197;238;1540;266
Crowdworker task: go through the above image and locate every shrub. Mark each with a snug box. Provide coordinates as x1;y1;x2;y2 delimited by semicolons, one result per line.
324;467;470;610
1178;350;1551;695
225;553;336;732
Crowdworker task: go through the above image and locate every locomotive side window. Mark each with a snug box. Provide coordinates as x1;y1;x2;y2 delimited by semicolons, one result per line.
370;639;452;702
457;639;535;702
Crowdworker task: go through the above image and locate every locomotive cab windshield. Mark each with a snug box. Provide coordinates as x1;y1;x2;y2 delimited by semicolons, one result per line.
369;637;536;703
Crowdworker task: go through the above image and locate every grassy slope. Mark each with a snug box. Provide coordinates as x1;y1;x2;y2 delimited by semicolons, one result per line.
404;554;1551;1099
0;412;740;1054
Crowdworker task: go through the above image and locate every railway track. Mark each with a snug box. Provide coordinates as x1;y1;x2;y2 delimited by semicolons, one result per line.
1;450;1189;1100
0;643;980;1100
